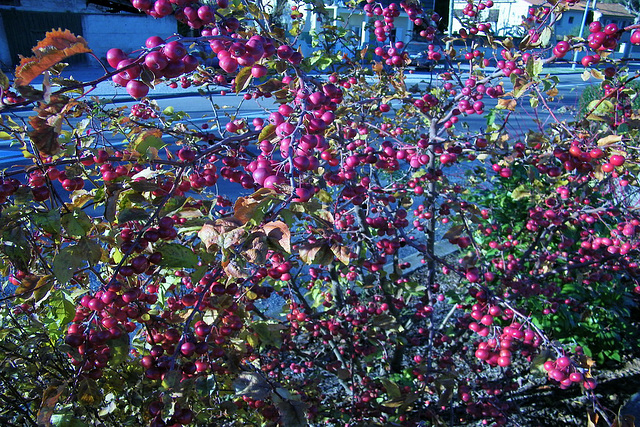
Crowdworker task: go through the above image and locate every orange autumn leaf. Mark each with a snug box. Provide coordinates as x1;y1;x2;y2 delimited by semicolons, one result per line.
32;29;89;53
14;29;91;87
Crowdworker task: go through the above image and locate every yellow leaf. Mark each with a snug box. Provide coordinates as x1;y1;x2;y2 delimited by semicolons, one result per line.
496;98;517;111
597;134;622;147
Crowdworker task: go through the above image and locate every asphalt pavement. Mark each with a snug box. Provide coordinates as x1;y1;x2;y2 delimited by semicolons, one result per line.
2;61;597;106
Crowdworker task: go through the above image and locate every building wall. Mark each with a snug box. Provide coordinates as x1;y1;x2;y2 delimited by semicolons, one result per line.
82;14;176;62
1;0;90;12
555;10;584;37
452;0;531;37
0;0;176;70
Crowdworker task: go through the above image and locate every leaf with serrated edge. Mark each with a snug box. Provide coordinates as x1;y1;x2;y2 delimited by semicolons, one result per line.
53;246;84;284
15;29;91;86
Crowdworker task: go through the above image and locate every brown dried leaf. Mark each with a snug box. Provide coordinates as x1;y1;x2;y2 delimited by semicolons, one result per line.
597;134;622;147
298;241;325;265
443;225;464;241
234;188;277;224
33;29;90;53
496;98;517;111
244;232;268;264
37;382;66;426
263;220;291;253
546;87;559;97
199;218;244;251
16;274;42;298
28;115;60;156
223;259;248;278
612;414;636;427
330;243;350;265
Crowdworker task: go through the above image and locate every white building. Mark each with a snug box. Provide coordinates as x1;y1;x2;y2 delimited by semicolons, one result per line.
0;0;176;70
451;0;634;42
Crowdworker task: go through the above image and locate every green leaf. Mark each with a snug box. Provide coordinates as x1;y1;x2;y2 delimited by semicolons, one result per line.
235;66;253;94
538;27;552;47
117;207;149;224
50;413;90;427
77;378;102;406
158;243;199;268
61;208;92;238
161;370;182;390
258;124;276;142
529;97;539;108
77;237;103;265
510;185;531;201
273;393;308;427
587;99;614;116
1;227;31;271
526;57;543;78
131;129;166;155
0;131;14;140
52;246;85;284
31;209;61;236
49;291;76;327
233;372;271;400
380;378;402;399
252;321;285;348
109;333;130;365
159;196;187;217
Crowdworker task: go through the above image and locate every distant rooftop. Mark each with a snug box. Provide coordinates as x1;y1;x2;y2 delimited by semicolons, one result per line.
523;0;633;18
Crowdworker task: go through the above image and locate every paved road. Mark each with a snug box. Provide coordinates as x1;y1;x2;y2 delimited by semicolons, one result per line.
0;67;595;171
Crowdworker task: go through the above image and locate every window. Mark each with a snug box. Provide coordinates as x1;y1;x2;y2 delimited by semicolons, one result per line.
568;16;574;24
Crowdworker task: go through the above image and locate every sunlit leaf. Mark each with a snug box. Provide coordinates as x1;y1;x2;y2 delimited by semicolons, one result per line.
263;220;291;253
61;208;92;238
330;243;350;265
235;66;253;93
157;243;198;268
15;29;91;86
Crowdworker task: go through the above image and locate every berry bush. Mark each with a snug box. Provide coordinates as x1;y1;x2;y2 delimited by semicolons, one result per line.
0;0;639;426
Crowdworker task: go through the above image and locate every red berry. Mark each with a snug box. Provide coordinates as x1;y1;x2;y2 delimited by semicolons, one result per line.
163;41;187;61
126;80;149;99
106;48;127;68
609;154;625;166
